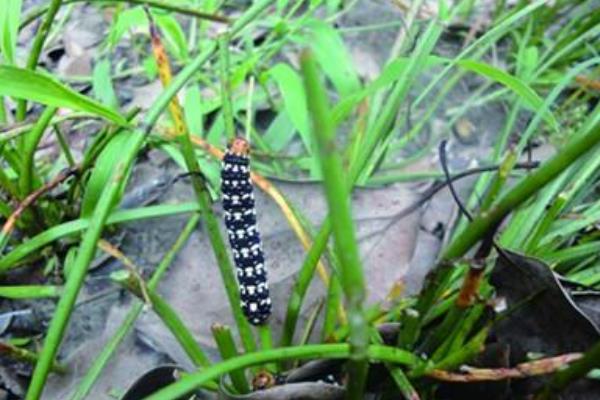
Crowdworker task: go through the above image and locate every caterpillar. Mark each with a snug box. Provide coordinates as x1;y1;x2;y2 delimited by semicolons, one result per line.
221;138;272;325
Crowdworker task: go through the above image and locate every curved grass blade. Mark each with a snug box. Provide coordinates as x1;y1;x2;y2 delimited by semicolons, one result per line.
0;66;127;126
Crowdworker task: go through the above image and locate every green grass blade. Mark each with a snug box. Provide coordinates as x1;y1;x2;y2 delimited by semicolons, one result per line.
0;66;127;126
71;214;200;400
111;270;211;368
301;49;369;399
0;203;199;271
442;121;600;261
0;0;22;65
145;344;419;400
0;285;61;299
456;59;558;129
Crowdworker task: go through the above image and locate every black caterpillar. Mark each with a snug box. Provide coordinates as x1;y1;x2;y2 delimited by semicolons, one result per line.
221;138;271;325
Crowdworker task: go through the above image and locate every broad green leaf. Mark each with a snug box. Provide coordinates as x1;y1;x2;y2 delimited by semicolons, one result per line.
231;55;258;89
0;66;127;125
107;7;147;48
207;112;224;145
142;55;158;80
156;14;189;62
267;63;311;152
81;131;135;218
277;0;290;12
332;56;447;123
326;0;343;14
0;0;22;64
457;59;558;129
184;84;203;136
108;7;187;61
92;58;119;109
0;97;6;123
305;19;361;97
263;111;296;151
516;46;538;81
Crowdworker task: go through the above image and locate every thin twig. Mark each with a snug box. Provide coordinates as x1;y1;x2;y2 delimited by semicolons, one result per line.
97;239;152;306
20;0;229;30
429;353;582;382
439;140;473;221
376;159;539;235
1;165;79;237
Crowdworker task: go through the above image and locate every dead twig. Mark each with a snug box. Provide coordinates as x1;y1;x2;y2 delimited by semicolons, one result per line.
428;353;582;382
97;239;152;306
1;165;80;237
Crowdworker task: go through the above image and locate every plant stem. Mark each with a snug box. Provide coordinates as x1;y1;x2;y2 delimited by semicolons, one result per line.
19;107;57;195
53;125;76;167
148;11;257;353
71;214;200;400
301;50;369;400
0;285;61;299
145;344;419;400
212;324;250;395
111;270;211;368
0;342;66;374
442;121;600;262
16;0;62;122
25;3;275;396
218;34;235;140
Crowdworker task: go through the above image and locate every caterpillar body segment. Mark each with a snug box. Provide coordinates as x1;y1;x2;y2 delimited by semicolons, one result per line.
221;138;271;325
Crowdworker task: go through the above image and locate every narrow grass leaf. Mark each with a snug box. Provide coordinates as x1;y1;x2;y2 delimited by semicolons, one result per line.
267;63;311;152
0;0;22;65
145;344;418;400
301;49;369;399
80;131;134;218
92;58;119;109
332;55;447;124
304;19;361;97
0;66;127;125
262;111;296;151
457;59;558;129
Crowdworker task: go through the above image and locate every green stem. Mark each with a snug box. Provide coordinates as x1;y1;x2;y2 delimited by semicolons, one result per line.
212;324;250;395
176;79;257;355
280;221;331;347
19;107;57;195
0;341;66;374
25;3;273;397
301;50;369;400
442;121;600;262
53;125;76;167
0;285;61;299
71;214;200;400
111;270;211;368
145;344;419;400
16;0;62;122
218;34;235;140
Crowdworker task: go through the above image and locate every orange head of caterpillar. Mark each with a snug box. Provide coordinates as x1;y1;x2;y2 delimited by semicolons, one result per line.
228;137;250;157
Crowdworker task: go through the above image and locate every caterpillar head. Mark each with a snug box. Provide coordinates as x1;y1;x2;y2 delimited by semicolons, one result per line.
228;137;250;157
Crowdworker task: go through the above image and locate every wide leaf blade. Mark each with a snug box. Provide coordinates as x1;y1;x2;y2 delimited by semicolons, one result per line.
0;65;127;125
